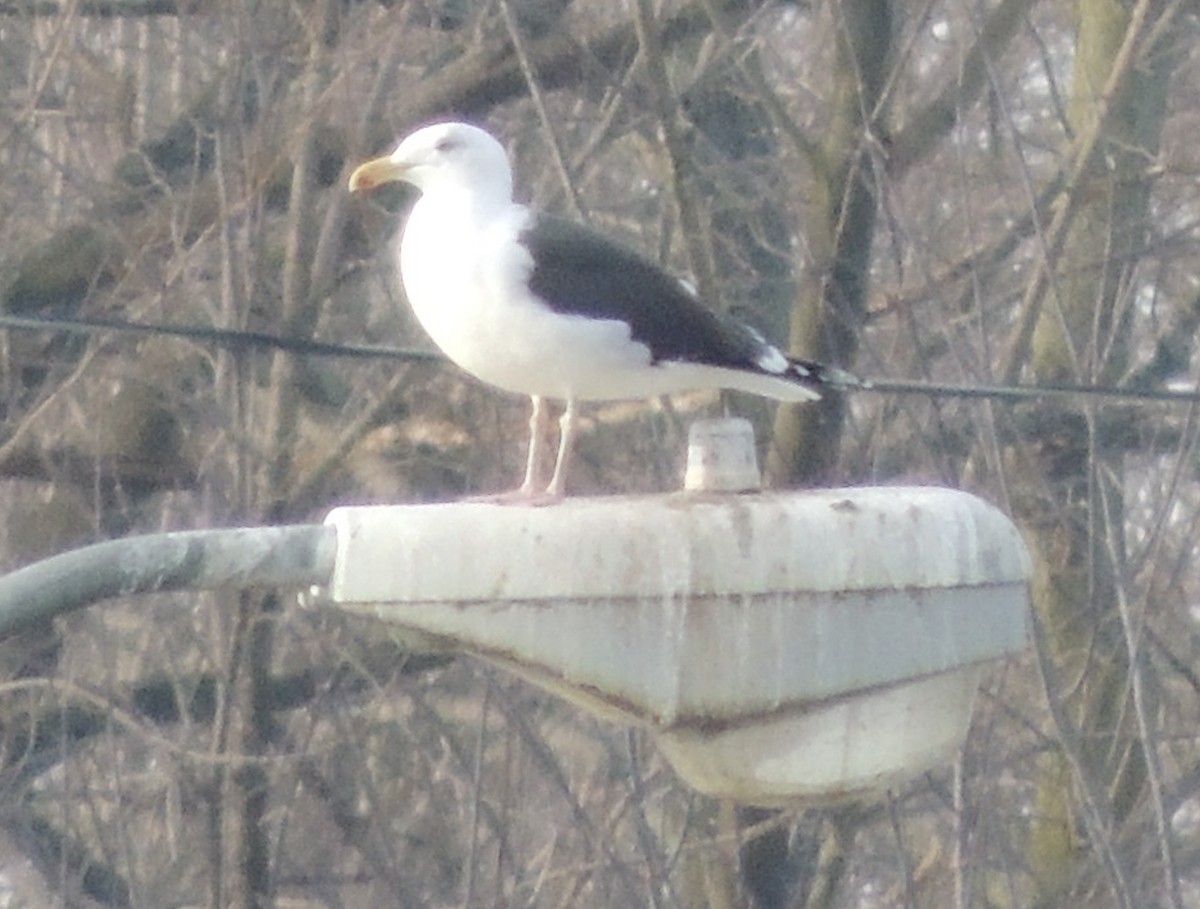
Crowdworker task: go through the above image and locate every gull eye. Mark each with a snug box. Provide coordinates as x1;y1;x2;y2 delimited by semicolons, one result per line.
435;137;459;154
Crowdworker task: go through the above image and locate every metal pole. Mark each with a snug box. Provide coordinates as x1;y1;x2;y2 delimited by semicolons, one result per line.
0;525;336;637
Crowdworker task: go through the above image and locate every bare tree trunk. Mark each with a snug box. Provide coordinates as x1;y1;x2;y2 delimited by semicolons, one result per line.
766;0;890;486
1021;0;1175;903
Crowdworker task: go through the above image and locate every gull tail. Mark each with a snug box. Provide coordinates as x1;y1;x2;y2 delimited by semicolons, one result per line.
787;357;869;392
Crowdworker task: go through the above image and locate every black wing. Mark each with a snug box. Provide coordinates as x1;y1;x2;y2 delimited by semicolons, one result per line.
522;215;769;371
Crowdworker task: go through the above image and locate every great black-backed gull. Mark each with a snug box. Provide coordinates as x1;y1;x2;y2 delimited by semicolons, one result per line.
349;121;857;501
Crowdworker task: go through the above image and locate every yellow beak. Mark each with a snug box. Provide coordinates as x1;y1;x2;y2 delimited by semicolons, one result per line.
348;156;406;193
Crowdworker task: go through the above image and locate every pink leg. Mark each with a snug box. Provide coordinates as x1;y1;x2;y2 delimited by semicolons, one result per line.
544;398;577;499
470;396;568;505
518;395;549;495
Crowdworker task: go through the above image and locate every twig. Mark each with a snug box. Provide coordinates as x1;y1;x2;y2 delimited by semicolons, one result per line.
632;0;721;312
1097;474;1184;909
999;0;1163;384
498;0;585;219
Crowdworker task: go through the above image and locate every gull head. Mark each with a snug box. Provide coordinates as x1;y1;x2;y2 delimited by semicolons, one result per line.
349;121;514;202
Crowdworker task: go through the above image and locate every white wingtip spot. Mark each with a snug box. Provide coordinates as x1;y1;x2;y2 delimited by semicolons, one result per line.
756;347;789;375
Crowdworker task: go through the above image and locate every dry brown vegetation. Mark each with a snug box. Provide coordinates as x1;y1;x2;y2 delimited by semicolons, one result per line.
0;1;1198;907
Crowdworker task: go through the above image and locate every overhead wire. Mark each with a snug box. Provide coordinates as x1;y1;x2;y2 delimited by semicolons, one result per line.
2;311;1198;405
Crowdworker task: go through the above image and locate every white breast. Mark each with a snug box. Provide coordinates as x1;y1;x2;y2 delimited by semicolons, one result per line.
399;196;659;401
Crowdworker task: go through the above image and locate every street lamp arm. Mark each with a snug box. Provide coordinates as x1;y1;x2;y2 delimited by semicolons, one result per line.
0;525;336;637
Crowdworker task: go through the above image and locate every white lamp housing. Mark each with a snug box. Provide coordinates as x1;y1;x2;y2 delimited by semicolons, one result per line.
319;464;1030;804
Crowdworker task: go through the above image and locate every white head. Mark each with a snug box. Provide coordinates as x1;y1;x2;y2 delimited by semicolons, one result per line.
349;121;514;204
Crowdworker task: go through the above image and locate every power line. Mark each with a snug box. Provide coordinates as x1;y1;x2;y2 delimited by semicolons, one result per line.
865;378;1200;405
0;312;439;363
3;312;1198;405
